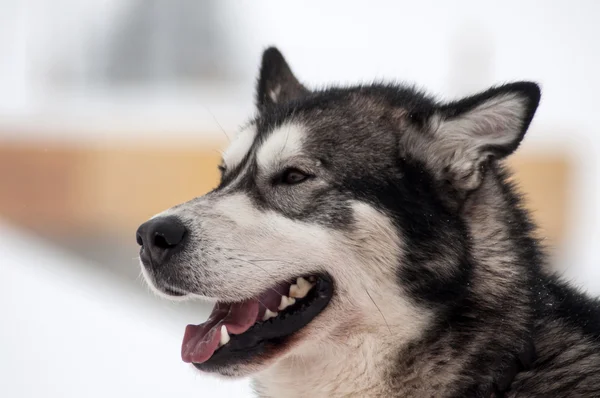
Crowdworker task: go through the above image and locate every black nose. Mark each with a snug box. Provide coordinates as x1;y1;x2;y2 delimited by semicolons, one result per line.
136;216;187;264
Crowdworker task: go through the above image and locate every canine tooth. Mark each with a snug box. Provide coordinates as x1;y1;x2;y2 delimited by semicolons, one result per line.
219;325;230;347
262;309;278;321
290;278;314;299
297;277;314;290
297;277;310;287
289;284;301;298
278;295;296;311
290;278;313;298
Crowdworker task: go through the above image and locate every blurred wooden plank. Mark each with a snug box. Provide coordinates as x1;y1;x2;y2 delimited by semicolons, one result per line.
0;145;84;234
0;141;570;249
78;147;222;230
0;143;222;235
508;156;569;245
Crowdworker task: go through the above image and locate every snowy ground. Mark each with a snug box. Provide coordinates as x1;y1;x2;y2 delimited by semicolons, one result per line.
0;223;252;398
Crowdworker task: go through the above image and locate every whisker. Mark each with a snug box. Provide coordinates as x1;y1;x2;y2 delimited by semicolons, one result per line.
219;248;297;261
256;298;271;311
245;258;295;263
226;256;287;298
201;104;231;142
365;287;392;336
217;248;302;267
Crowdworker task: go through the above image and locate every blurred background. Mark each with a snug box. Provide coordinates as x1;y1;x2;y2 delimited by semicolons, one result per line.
1;1;599;397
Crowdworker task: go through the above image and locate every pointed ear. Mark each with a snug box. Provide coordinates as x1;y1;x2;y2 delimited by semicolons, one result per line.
433;82;541;191
256;47;309;111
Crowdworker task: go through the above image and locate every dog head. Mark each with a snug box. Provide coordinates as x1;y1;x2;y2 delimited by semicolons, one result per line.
137;47;540;377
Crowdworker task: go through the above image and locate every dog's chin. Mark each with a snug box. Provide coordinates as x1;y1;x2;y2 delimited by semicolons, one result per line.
192;343;290;378
184;274;334;377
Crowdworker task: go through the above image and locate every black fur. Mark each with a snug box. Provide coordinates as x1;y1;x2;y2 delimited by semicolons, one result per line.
140;47;600;397
256;47;309;111
248;48;600;396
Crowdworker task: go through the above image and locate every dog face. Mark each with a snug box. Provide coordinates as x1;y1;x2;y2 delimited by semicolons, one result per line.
137;48;540;377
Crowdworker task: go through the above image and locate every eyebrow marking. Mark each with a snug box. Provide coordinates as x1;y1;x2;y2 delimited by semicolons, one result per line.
257;122;306;171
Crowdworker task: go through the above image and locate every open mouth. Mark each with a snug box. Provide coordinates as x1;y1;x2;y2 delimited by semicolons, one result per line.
182;274;333;372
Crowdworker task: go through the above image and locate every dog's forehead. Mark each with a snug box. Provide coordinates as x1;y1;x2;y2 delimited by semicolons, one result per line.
222;86;433;173
256;122;306;170
221;121;307;173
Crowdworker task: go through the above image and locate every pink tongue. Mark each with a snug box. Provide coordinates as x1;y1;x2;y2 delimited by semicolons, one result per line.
181;300;260;364
181;282;292;364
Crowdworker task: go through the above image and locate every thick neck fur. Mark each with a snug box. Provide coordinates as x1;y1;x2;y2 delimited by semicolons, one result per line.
253;163;541;397
253;332;401;397
254;163;600;397
385;164;539;396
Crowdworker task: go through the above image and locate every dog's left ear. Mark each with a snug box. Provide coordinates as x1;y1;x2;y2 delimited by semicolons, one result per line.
432;82;541;191
256;47;309;111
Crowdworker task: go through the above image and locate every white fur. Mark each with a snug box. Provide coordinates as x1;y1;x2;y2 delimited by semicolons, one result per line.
257;122;306;171
222;125;257;170
145;191;431;393
253;202;431;397
142;148;432;395
179;192;336;301
139;262;190;301
255;335;397;397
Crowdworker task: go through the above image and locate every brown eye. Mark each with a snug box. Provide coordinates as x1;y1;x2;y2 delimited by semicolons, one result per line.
218;164;226;173
280;168;311;185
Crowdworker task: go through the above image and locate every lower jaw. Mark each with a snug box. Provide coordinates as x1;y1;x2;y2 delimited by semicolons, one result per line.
193;274;334;373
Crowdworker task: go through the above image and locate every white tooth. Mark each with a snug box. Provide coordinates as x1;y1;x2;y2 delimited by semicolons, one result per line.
289;284;300;298
290;277;314;299
278;296;296;311
219;325;230;347
297;277;313;290
262;309;278;321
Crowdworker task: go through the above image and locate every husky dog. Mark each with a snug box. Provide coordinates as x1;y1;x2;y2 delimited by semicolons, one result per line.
137;48;600;397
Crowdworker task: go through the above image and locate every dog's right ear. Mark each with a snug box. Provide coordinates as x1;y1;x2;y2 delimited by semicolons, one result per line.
256;47;309;112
